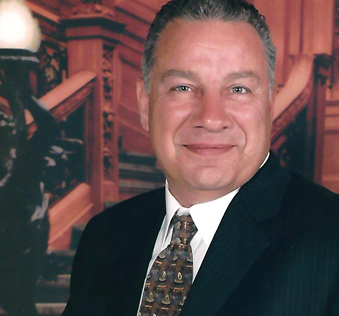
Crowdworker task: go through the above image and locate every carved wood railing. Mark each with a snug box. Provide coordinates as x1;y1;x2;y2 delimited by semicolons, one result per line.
271;53;328;182
27;71;95;129
27;70;98;249
273;54;315;129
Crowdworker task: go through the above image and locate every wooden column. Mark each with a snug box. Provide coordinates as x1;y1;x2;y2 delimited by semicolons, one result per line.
61;4;125;213
301;0;335;56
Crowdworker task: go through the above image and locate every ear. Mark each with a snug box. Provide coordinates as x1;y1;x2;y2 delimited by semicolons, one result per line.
136;78;150;131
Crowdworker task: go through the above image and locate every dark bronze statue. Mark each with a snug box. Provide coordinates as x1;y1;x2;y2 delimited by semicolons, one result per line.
0;55;57;316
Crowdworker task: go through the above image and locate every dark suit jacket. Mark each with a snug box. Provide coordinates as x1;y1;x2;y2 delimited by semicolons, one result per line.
63;156;339;315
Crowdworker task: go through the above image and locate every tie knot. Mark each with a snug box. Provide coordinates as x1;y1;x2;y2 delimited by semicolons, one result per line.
171;213;197;245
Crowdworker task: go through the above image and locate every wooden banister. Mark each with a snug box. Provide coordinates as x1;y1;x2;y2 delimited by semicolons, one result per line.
274;54;314;120
271;53;332;182
41;71;96;112
25;70;98;249
272;54;315;139
26;70;96;132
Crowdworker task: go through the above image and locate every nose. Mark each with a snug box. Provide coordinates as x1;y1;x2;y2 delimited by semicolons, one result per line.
191;91;231;132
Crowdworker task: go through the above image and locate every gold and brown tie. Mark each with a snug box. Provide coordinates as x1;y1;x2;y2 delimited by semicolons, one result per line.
138;212;197;316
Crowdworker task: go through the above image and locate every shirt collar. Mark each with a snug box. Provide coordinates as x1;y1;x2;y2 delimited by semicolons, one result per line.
165;182;239;247
164;152;270;247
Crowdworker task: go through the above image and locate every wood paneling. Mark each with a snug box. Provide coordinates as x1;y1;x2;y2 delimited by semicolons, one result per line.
119;123;153;153
120;59;140;111
302;0;335;55
28;0;77;16
288;0;303;55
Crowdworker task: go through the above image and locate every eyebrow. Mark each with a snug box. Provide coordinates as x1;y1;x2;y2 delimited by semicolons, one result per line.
160;69;200;82
160;69;261;84
224;71;261;83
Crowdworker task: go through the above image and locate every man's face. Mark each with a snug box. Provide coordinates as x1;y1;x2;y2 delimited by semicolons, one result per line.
137;19;274;207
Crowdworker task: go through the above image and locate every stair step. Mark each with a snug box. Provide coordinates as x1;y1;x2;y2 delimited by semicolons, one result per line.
119;151;157;167
119;162;165;182
36;275;70;303
117;151;164;200
119;179;164;191
36;303;66;315
49;249;76;261
44;249;76;277
0;304;66;315
70;224;86;250
104;201;118;209
33;149;163;312
38;274;70;288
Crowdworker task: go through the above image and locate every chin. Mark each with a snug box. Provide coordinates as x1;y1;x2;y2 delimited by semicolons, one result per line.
188;174;237;193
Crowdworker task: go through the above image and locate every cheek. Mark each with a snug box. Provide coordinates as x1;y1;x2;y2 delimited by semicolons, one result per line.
148;104;176;154
230;105;271;142
150;100;193;133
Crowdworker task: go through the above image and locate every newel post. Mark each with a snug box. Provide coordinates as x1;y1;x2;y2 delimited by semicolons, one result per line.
61;2;125;213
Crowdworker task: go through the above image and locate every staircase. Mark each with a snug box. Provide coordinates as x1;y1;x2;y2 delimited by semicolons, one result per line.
118;151;166;201
34;151;164;315
35;227;78;315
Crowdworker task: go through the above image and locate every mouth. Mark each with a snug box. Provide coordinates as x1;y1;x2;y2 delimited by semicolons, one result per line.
183;144;235;155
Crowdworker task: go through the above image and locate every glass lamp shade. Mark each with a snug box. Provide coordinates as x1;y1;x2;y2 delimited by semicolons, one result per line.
0;0;41;53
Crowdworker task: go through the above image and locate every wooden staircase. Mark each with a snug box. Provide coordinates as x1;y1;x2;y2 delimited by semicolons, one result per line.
118;151;165;201
33;151;164;315
0;1;336;314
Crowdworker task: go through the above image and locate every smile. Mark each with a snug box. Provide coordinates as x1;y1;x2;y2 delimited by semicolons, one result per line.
183;144;235;155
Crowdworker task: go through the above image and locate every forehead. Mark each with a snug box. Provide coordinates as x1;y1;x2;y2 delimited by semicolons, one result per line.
152;19;268;80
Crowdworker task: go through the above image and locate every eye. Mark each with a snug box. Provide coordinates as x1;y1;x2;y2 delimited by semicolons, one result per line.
231;86;251;94
172;85;192;92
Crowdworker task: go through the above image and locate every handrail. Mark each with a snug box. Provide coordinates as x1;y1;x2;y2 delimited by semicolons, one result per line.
272;54;315;139
274;54;314;120
26;70;96;131
42;71;96;111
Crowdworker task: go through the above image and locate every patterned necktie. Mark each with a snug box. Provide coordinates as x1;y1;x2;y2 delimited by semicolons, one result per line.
138;212;197;316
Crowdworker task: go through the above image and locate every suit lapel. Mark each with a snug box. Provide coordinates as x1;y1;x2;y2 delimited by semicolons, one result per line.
181;194;269;316
181;154;291;316
107;188;167;316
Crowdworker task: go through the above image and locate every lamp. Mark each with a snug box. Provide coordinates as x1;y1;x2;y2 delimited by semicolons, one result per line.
0;0;41;57
0;0;41;138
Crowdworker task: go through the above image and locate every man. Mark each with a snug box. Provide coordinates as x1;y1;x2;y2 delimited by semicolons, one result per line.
63;0;339;315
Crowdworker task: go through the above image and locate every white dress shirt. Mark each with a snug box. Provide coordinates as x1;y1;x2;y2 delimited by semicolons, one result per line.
137;153;269;313
136;185;239;314
151;183;240;280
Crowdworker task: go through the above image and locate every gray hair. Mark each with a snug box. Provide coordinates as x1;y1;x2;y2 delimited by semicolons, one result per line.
142;0;276;94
